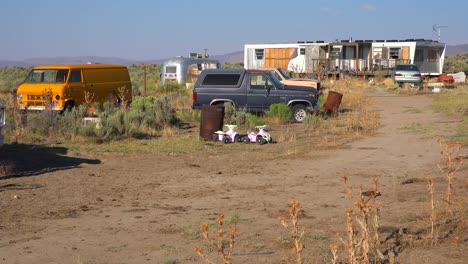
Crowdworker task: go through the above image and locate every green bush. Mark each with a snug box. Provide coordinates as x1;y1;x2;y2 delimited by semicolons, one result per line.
131;96;156;112
269;103;291;122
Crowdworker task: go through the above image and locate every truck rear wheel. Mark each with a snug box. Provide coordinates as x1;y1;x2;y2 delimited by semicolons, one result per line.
292;104;307;122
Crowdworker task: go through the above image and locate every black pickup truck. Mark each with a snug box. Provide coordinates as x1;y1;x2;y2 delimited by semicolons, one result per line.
192;69;320;122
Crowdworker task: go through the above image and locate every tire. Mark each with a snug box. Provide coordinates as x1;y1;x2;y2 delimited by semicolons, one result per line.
256;135;265;145
61;101;75;114
212;134;219;142
234;134;242;143
292;104;307;122
223;137;230;144
243;136;250;143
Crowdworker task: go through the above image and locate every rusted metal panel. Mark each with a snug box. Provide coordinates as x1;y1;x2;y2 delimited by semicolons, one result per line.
264;48;295;70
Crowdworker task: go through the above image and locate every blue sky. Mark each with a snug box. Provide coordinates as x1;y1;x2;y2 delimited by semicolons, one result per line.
1;0;467;60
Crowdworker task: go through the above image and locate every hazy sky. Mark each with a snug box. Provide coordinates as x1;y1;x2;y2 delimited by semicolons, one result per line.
1;0;467;60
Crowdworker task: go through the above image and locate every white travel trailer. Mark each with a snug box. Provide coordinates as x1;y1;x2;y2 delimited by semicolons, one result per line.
161;54;220;85
244;39;446;76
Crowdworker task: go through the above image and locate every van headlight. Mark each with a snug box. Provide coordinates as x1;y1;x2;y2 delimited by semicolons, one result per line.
16;93;23;100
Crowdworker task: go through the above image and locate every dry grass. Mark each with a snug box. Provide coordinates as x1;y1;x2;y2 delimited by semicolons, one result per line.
381;78;397;88
160;126;179;138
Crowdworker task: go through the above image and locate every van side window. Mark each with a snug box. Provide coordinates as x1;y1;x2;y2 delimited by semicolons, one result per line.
69;70;82;83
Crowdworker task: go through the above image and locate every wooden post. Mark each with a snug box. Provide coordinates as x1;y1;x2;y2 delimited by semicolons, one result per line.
143;65;147;97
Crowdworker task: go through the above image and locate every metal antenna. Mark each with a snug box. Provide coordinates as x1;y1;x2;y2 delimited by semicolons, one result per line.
432;24;448;42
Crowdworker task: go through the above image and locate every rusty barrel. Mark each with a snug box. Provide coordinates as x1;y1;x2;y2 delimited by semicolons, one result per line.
200;105;224;141
324;91;343;113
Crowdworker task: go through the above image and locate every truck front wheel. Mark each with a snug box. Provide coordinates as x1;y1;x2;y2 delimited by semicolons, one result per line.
292;104;307;122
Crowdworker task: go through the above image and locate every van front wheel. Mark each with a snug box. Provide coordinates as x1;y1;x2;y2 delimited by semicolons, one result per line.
63;101;75;113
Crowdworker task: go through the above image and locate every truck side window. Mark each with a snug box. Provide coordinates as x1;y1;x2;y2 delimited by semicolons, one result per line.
250;74;272;90
69;70;82;83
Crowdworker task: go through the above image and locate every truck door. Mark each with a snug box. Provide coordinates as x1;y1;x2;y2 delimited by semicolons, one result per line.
247;74;279;112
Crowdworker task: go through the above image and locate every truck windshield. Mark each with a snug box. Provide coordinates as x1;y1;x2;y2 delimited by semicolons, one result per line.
24;69;69;84
268;72;284;89
278;68;291;80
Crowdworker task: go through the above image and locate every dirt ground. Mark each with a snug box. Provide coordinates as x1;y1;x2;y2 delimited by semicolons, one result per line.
0;87;466;264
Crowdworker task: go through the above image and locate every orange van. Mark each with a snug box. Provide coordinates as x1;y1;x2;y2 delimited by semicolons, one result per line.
16;64;132;111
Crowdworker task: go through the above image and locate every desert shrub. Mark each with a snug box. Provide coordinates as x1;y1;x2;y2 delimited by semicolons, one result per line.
57;105;88;139
247;113;266;128
222;102;255;127
26;110;58;138
269;103;291;123
131;96;156;112
223;102;236;124
157;83;185;94
304;113;324;128
0;66;31;93
153;96;178;127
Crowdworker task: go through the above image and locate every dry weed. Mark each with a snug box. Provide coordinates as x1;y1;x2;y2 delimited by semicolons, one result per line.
426;178;437;245
193;213;237;264
334;177;383;264
278;200;305;264
436;136;464;215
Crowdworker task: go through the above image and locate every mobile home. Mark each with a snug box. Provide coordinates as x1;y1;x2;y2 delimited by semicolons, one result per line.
161;54;220;85
244;39;446;76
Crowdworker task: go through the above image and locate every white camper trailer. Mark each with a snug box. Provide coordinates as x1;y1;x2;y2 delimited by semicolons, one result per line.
244;39;446;77
161;54;220;85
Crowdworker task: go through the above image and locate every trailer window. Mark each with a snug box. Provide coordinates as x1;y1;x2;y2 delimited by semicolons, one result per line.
389;48;400;59
255;49;264;60
201;74;241;86
299;48;306;55
166;66;177;74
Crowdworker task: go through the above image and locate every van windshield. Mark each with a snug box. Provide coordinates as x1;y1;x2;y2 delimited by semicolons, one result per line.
24;69;69;84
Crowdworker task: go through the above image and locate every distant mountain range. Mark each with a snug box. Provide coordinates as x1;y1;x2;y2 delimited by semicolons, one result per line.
446;44;468;56
0;44;466;67
0;51;244;67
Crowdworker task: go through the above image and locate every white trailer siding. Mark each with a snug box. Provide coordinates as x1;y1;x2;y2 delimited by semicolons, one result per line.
245;40;445;76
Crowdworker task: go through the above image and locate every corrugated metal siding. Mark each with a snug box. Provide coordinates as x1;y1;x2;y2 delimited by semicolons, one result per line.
264;48;295;70
305;46;320;73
